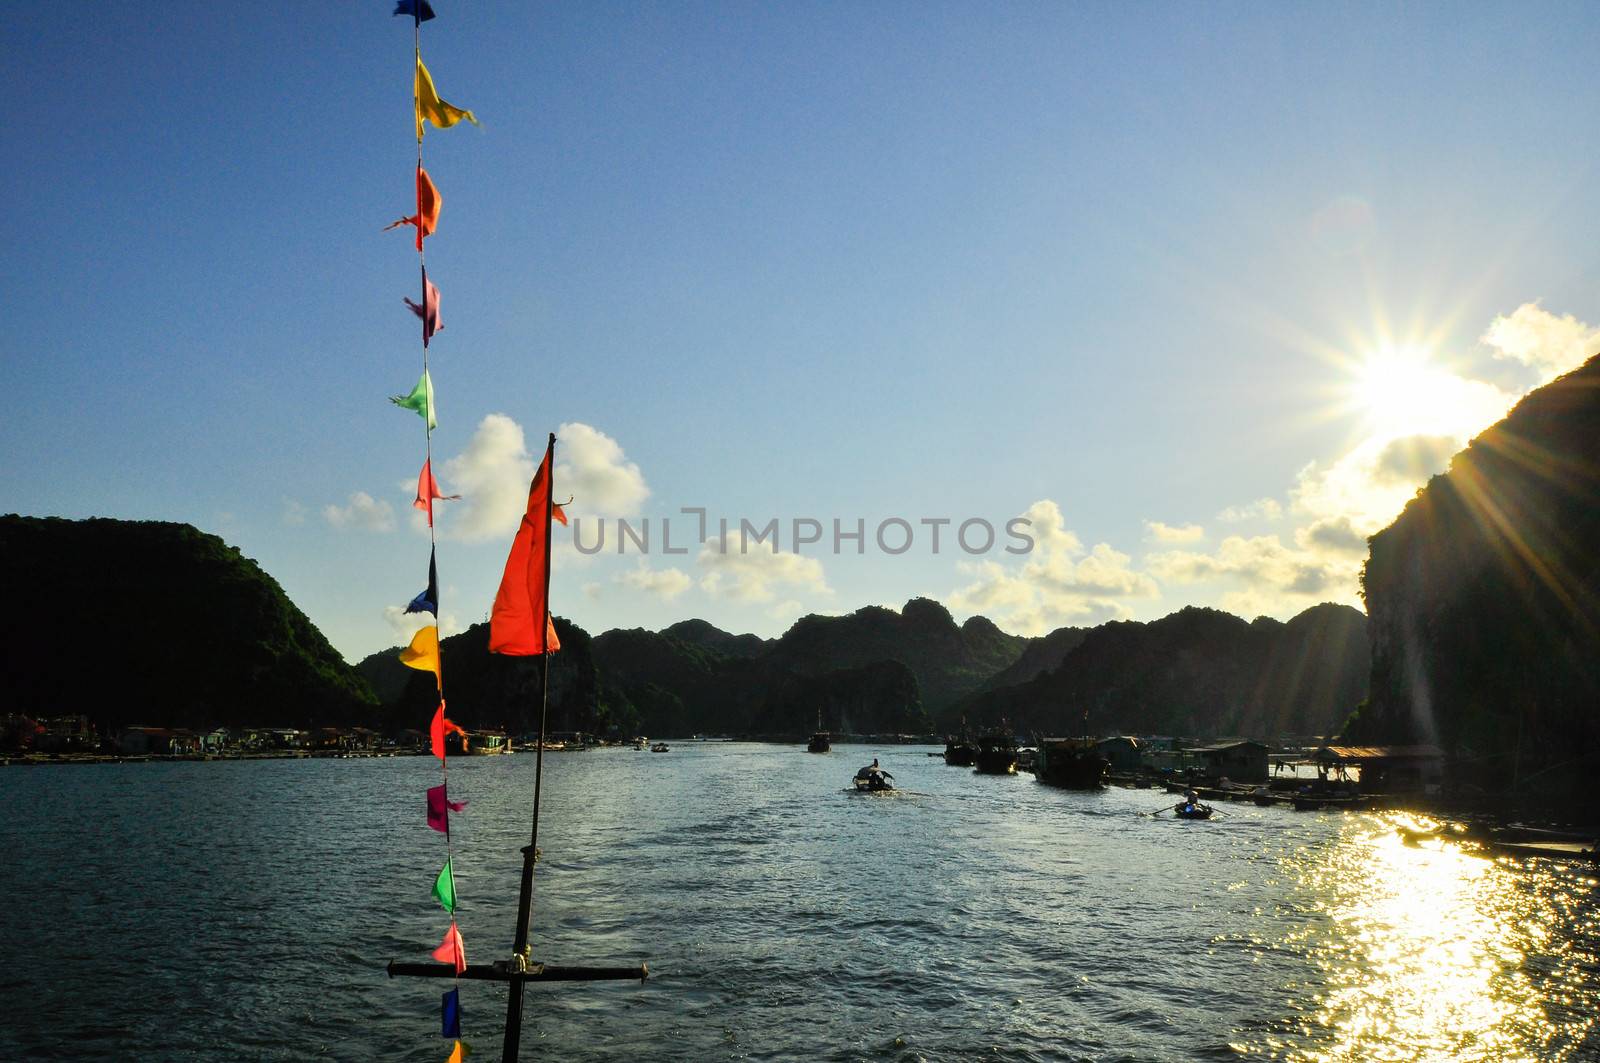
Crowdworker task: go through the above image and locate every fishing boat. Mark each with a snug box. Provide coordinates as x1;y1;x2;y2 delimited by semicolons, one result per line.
973;731;1019;775
1174;801;1214;820
466;731;511;755
943;736;976;766
650;742;670;753
807;711;830;753
1034;737;1109;789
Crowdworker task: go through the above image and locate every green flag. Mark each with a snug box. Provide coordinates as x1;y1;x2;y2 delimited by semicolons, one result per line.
433;858;457;912
390;370;437;430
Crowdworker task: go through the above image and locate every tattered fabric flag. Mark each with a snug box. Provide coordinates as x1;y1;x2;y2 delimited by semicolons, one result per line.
431;920;467;975
393;0;435;25
445;1040;470;1063
441;987;461;1039
430;701;466;760
390;368;437;430
415;55;479;141
403;268;442;347
426;783;467;834
553;502;568;526
413;459;460;527
383;165;442;252
407;547;440;616
489;438;562;655
432;857;457;913
400;625;442;688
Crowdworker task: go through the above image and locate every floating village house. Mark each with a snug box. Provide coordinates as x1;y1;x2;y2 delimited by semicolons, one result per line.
1095;736;1144;773
1314;745;1444;794
1190;740;1270;783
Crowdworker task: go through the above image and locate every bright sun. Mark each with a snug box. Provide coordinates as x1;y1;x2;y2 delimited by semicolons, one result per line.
1352;344;1462;440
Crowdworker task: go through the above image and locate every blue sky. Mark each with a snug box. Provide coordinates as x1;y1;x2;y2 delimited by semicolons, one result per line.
7;3;1598;660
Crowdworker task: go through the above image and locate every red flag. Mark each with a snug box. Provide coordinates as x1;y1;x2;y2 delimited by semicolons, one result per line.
432;921;467;975
429;701;465;760
489;437;562;655
382;164;442;251
413;459;460;527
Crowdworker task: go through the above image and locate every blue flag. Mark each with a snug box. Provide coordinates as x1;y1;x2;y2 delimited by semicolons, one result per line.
394;0;436;24
442;987;461;1038
406;548;439;616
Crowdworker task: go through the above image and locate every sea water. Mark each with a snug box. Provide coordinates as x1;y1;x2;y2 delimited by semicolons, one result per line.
3;744;1597;1061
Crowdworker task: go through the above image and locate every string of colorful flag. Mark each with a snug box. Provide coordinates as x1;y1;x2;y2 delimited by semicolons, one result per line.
387;2;475;1059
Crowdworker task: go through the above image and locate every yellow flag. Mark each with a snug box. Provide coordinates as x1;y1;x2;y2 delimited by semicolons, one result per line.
415;56;478;141
400;624;442;688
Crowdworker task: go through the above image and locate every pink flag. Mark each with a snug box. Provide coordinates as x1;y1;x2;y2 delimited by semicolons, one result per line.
432;920;467;975
403;267;442;347
427;783;467;833
413;459;461;527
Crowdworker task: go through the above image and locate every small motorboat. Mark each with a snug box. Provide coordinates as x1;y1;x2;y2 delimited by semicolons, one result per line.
807;731;831;753
650;743;670;753
853;759;894;792
1173;800;1213;820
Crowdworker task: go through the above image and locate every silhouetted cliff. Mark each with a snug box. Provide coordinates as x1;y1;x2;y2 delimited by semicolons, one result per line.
0;515;377;731
1353;354;1600;795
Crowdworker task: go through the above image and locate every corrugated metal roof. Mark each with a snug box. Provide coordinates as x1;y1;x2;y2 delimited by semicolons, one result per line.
1319;744;1444;761
1192;740;1268;753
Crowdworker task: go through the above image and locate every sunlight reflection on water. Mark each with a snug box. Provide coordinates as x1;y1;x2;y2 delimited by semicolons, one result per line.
1238;813;1600;1062
3;751;1598;1060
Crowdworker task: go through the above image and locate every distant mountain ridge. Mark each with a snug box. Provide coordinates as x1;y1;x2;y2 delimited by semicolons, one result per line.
3;515;1374;745
955;603;1369;738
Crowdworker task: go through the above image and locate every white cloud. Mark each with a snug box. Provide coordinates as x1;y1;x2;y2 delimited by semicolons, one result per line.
1216;498;1283;523
1146;533;1352;602
282;498;307;527
555;422;650;520
614;563;692;600
1482;302;1600;381
382;605;460;644
582;581;602;601
437;413;536;543
1144;520;1205;544
324;491;395;533
1295;516;1369;556
697;538;830;603
948;499;1158;635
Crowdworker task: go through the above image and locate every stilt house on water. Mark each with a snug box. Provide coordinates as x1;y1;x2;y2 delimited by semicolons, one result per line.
1190;740;1270;783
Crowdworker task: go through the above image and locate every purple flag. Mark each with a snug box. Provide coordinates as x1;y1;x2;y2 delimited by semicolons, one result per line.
426;783;467;833
404;268;442;348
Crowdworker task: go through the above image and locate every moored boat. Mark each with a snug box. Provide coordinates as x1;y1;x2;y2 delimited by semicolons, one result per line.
466;731;512;755
1035;737;1109;789
807;731;831;753
943;737;977;766
973;732;1019;775
650;742;670;753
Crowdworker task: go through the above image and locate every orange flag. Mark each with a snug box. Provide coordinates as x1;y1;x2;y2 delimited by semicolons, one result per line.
432;920;467;975
430;701;465;760
489;436;561;655
382;164;442;251
414;459;460;527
